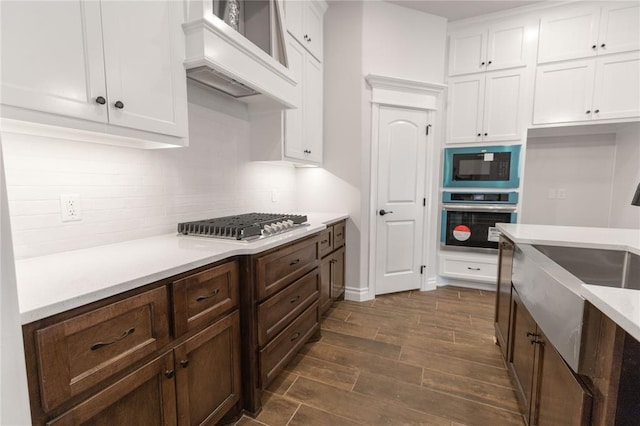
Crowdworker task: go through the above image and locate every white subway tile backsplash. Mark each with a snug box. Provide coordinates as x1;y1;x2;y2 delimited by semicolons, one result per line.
3;91;298;259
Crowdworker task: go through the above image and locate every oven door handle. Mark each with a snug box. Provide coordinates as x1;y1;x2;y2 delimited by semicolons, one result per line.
443;204;517;212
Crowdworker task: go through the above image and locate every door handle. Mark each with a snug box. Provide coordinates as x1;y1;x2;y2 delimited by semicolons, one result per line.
379;209;394;216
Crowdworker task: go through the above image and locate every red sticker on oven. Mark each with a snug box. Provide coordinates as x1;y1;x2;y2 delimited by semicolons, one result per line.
452;224;471;241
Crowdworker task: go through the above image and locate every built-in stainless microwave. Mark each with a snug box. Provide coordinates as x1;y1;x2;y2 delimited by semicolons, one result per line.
443;145;521;188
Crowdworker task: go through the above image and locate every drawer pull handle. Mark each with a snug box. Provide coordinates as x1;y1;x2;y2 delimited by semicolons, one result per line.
290;295;301;304
530;339;544;346
90;327;135;351
196;288;220;302
336;233;342;237
321;239;329;244
290;332;301;342
180;359;190;368
290;259;300;266
467;267;481;271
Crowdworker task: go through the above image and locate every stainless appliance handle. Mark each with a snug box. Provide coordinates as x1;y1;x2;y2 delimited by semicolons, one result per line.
443;203;516;212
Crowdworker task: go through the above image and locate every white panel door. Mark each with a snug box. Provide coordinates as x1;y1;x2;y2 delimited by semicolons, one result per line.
486;21;528;71
483;68;524;142
445;75;484;143
0;1;107;122
448;28;487;76
597;3;640;56
375;107;427;295
593;52;640;120
100;0;187;137
284;38;305;160
538;5;600;63
533;60;596;125
303;56;323;163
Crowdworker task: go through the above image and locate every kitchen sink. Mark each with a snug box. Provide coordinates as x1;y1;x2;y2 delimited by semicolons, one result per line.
533;245;640;290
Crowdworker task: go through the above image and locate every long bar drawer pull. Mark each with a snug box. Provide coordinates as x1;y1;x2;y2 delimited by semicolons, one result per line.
196;288;220;302
90;327;135;351
290;295;301;304
290;332;301;342
290;259;300;266
321;239;329;244
467;267;481;271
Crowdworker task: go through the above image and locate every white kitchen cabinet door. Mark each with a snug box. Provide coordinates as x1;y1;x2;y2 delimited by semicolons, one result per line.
0;1;107;122
592;52;640;121
284;0;304;45
597;3;640;56
538;5;600;64
445;75;484;143
303;56;323;163
486;21;529;72
533;60;596;124
448;28;487;76
100;1;187;138
284;39;305;160
483;69;524;142
304;2;324;61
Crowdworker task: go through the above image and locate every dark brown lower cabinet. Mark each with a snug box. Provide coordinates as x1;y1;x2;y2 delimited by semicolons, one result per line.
508;288;592;425
175;311;241;426
319;242;346;315
48;352;177;426
495;236;514;359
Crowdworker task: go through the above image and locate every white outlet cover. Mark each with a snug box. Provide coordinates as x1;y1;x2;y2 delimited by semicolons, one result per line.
60;194;82;222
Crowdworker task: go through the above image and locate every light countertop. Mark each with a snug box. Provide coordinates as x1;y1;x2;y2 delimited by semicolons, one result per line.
497;223;640;342
16;212;348;324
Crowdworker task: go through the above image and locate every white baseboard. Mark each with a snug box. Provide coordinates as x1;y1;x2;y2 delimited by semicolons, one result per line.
344;285;373;302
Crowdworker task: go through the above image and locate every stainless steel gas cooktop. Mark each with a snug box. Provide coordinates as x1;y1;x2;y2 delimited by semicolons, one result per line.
177;213;308;240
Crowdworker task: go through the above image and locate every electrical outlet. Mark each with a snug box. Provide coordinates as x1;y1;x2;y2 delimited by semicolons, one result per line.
60;194;82;222
557;188;567;199
271;189;278;203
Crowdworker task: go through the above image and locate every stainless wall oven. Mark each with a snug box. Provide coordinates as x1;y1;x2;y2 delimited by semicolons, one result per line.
443;145;521;188
441;191;518;251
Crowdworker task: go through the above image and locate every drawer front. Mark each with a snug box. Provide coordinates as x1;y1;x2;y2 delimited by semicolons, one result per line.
257;269;319;346
172;260;239;336
440;257;497;283
255;236;319;300
333;221;346;249
318;228;333;258
259;301;319;387
35;286;171;411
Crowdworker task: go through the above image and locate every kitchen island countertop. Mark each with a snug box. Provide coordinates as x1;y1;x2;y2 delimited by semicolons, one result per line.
497;223;640;342
16;213;348;324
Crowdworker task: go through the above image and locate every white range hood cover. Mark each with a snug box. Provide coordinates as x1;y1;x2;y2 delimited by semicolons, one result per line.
182;0;298;110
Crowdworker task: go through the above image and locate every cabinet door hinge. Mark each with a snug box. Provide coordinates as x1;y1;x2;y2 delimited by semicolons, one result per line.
420;265;426;274
426;124;432;135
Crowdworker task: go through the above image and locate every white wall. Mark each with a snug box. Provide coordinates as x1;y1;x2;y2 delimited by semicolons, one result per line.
3;83;298;259
521;134;617;227
611;123;640;228
297;0;447;300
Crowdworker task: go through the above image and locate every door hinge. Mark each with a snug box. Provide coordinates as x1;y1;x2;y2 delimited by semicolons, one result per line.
423;198;426;207
420;265;426;274
426;124;432;135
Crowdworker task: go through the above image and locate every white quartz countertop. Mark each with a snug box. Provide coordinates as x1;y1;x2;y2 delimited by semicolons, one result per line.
497;223;640;342
16;212;348;324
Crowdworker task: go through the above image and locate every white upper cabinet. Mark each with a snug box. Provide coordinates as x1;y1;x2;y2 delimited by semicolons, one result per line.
538;3;640;64
283;39;305;160
533;52;640;124
1;1;107;123
284;0;325;61
448;20;529;76
446;68;525;143
1;0;188;146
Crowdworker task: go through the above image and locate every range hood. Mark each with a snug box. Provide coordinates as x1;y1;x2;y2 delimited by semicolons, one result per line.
183;0;298;110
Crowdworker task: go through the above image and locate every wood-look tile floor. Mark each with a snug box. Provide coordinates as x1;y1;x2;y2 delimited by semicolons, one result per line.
235;286;525;426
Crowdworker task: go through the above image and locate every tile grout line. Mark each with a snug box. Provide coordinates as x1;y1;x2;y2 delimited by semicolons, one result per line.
283;402;302;426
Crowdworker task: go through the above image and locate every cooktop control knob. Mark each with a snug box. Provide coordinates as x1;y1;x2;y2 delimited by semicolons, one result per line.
263;224;273;235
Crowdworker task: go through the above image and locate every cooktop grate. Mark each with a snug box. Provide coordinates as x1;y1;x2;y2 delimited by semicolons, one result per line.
177;213;308;240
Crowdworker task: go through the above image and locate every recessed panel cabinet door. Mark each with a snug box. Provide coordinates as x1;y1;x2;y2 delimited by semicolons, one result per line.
592;52;640;120
448;29;487;76
532;60;595;124
597;3;640;56
100;0;187;137
0;1;107;122
303;56;323;163
305;2;324;61
446;75;484;143
483;69;524;141
284;38;305;161
538;5;600;63
486;21;528;71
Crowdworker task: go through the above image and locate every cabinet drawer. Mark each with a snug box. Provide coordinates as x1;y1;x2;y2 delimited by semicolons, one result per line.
257;269;319;346
333;221;346;249
34;286;171;412
440;257;497;283
255;236;319;300
172;260;239;336
318;228;333;258
260;302;319;387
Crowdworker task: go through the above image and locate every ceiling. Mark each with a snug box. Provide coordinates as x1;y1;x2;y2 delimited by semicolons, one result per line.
384;1;545;21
